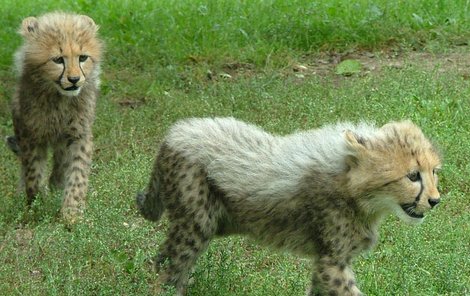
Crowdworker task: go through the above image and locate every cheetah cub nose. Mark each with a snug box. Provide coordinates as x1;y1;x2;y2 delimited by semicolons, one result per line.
428;198;440;208
68;76;80;84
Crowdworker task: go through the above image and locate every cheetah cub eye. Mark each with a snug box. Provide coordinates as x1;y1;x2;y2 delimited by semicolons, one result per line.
406;171;421;182
79;55;89;62
52;56;64;64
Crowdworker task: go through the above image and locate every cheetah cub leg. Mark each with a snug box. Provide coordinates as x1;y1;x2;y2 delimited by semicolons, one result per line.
154;219;213;296
19;143;47;204
154;167;219;295
308;257;363;296
49;140;67;189
59;134;93;223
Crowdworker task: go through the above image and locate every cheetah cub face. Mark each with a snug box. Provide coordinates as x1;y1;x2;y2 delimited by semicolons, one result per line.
18;15;101;97
345;120;442;224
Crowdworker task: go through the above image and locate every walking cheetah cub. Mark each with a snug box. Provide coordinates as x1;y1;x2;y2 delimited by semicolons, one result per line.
8;12;103;223
137;117;442;295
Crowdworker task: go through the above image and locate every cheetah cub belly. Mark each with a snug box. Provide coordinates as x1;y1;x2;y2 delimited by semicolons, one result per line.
8;12;103;224
137;117;442;295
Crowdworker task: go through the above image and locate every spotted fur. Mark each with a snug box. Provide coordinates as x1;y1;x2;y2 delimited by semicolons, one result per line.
137;117;442;295
9;11;103;223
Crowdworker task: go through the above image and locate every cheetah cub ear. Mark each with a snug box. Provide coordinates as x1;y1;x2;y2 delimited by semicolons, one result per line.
79;15;99;32
20;17;39;36
344;130;368;169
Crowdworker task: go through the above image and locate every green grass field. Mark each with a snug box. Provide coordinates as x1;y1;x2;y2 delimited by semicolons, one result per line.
0;1;469;295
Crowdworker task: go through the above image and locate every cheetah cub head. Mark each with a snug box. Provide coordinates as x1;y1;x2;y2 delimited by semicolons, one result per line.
17;12;102;97
345;120;442;224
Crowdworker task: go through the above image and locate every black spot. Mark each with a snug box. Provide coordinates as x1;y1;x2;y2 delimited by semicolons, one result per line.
173;207;186;219
333;278;342;287
67;138;74;147
170;184;179;195
179;253;190;262
193;223;202;234
196;199;204;207
190;245;199;254
322;273;330;282
193;223;208;241
178;220;187;230
328;290;338;296
174;234;182;245
73;156;84;163
31;155;43;163
166;245;176;258
70;166;83;173
199;177;206;186
347;279;355;288
172;225;181;234
185;238;196;248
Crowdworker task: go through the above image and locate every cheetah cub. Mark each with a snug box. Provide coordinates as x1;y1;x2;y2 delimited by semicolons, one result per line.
8;12;103;223
137;117;442;295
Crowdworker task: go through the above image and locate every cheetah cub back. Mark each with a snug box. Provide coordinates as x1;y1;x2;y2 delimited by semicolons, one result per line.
9;12;103;224
137;117;442;295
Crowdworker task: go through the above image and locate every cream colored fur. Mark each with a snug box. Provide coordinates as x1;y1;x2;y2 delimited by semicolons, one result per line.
138;117;442;295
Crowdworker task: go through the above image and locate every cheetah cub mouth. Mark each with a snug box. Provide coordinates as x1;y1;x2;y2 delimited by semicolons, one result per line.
400;203;424;219
56;85;81;97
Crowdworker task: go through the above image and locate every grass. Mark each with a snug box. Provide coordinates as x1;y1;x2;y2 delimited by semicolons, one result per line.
0;0;469;295
1;0;470;68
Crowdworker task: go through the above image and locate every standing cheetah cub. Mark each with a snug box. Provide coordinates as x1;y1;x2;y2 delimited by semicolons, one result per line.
8;12;103;223
137;117;442;295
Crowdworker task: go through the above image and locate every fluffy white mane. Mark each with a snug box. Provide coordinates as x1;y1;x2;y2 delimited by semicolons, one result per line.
166;117;380;199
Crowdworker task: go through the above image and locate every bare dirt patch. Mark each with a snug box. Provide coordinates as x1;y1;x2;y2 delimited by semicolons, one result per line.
289;47;470;79
197;47;470;84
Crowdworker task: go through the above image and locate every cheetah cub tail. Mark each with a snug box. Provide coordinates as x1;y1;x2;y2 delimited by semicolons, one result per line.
136;182;165;222
5;135;20;155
